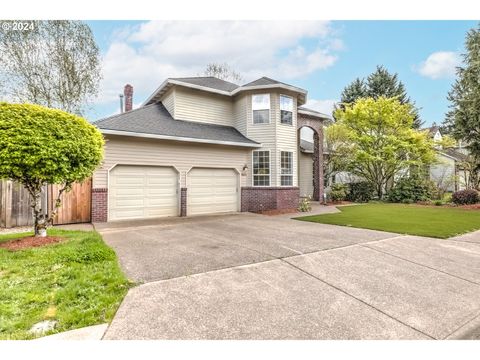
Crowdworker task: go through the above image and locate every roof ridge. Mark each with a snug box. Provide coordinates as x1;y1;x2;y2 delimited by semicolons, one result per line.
93;103;159;124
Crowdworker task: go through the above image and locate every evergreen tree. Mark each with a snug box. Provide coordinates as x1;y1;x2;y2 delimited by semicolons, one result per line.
444;24;480;159
339;66;421;128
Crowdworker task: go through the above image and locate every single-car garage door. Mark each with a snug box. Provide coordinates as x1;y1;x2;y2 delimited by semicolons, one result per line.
109;165;178;221
188;168;238;216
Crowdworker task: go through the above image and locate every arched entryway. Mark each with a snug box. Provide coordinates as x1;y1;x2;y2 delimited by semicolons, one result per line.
297;113;325;201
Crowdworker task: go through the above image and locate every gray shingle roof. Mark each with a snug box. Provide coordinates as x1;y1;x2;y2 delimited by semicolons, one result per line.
298;106;332;119
300;139;314;153
442;148;469;162
242;77;282;87
170;77;239;92
94;103;259;146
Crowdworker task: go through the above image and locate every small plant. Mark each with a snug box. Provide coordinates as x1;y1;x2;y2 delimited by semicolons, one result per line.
298;196;312;212
330;183;347;202
434;200;443;206
451;189;480;205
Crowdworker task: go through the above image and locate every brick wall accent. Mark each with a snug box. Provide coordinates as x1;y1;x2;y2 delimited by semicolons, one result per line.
180;187;187;217
241;187;299;212
91;188;108;222
298;113;325;201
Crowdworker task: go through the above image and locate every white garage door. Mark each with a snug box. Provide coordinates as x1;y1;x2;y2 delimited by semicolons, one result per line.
109;165;178;221
188;168;238;216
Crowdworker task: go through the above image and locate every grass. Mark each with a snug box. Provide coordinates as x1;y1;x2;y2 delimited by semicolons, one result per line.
0;229;131;340
295;203;480;239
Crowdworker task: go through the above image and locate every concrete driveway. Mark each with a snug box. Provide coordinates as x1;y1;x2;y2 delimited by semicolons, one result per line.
97;211;480;340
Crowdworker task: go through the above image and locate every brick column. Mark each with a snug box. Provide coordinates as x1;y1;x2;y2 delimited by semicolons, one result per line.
298;114;325;202
91;188;108;222
180;188;187;217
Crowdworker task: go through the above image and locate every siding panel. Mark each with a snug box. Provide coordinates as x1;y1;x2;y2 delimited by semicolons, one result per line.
174;87;233;126
93;135;249;189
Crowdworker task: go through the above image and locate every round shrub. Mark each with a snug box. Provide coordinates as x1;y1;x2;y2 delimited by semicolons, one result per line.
329;183;347;202
346;181;375;202
451;189;479;205
387;175;435;203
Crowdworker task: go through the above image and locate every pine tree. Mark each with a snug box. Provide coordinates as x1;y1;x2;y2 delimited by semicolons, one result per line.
339;66;421;128
444;24;480;159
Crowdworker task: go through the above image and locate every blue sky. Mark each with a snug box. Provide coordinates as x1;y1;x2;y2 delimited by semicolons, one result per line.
87;20;477;127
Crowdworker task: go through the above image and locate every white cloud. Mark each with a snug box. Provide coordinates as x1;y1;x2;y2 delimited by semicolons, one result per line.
416;51;461;79
304;98;338;117
98;21;341;104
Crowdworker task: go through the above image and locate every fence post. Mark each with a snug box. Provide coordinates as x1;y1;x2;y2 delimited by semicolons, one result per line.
5;180;13;228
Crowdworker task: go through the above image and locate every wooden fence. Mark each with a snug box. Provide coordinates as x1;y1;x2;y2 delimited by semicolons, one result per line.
0;179;91;228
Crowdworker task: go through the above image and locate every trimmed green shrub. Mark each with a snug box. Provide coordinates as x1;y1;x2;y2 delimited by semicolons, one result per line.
387;175;435;203
452;189;479;205
330;183;347;202
346;181;375;202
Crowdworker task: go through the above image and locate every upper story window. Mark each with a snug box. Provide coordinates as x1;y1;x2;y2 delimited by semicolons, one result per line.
280;151;293;186
253;150;270;186
252;94;270;124
280;95;293;125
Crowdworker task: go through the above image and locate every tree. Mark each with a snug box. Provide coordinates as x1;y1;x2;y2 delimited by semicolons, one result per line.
0;103;104;236
0;21;101;115
323;124;352;184
202;63;243;83
339;66;421;128
332;97;437;198
444;24;480;189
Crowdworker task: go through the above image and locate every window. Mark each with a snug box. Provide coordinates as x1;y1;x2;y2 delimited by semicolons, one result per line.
280;95;293;125
252;94;270;124
280;151;293;186
253;151;270;186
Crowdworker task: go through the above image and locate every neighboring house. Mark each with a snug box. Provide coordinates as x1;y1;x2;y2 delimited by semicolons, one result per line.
425;125;469;192
91;77;330;222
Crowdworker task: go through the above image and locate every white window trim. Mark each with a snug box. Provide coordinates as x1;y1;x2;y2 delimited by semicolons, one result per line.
252;94;271;125
280;150;294;187
279;94;294;126
252;150;271;187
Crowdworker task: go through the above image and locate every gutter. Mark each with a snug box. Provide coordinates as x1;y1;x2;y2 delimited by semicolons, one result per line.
100;129;262;148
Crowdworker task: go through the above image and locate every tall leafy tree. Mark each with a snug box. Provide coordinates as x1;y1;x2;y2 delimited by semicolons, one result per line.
332;97;437;198
339;66;421;128
0;21;101;115
444;24;480;189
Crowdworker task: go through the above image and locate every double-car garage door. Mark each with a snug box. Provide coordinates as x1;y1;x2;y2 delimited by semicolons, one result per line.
108;165;238;221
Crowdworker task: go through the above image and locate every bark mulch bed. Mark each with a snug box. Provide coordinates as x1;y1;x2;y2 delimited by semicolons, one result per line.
0;236;65;251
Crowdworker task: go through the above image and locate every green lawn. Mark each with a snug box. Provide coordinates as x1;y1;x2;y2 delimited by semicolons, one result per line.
0;229;131;340
295;203;480;239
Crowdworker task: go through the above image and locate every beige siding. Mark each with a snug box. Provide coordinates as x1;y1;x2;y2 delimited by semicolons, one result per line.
298;151;314;197
174;87;233;126
161;88;175;117
275;93;298;186
245;91;277;187
93;135;249;189
244;91;299;187
232;93;247;136
430;154;456;192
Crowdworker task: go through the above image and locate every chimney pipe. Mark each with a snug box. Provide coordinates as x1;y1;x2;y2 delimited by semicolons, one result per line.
119;94;124;113
124;84;133;112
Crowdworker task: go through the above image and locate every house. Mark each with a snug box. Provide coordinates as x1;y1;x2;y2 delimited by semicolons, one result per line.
426;125;470;192
91;77;330;222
